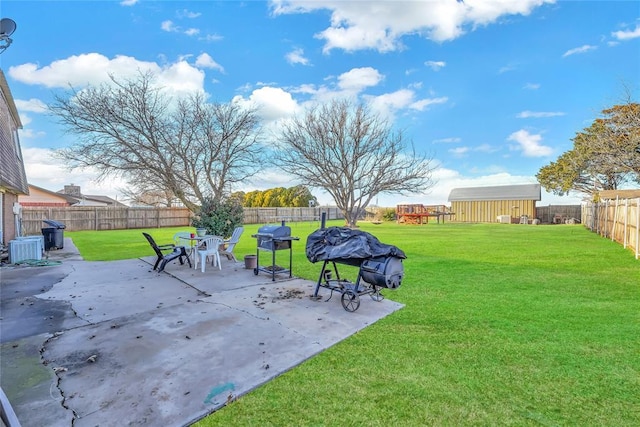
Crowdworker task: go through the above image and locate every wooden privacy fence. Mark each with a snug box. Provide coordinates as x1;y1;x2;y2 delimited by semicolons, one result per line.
242;207;343;225
21;207;192;234
582;199;640;259
20;206;345;235
536;205;582;224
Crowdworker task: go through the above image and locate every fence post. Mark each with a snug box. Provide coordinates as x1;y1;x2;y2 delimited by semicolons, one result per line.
611;196;618;241
637;198;639;259
603;200;608;237
623;198;628;248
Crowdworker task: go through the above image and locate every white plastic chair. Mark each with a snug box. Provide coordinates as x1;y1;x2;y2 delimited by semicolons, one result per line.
220;227;243;261
197;236;223;272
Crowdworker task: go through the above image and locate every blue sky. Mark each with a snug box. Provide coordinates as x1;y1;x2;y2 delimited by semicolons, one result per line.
2;0;639;207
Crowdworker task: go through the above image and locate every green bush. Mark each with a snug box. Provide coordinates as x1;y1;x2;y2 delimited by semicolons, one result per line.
191;197;244;239
381;207;396;221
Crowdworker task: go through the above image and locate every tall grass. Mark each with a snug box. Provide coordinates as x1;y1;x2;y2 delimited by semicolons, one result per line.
67;222;640;426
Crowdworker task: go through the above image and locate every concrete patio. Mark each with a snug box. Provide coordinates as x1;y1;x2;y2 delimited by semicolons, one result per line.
0;238;403;426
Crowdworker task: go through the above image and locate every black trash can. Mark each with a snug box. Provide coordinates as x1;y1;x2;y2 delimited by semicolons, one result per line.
42;220;66;250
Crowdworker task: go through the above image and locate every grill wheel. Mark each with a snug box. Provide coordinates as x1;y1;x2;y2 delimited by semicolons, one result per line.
341;290;360;312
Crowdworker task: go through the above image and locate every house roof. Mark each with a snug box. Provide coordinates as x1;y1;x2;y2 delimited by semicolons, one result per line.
24;184;80;205
448;184;541;202
0;69;22;129
20;184;127;207
81;194;126;206
0;69;29;195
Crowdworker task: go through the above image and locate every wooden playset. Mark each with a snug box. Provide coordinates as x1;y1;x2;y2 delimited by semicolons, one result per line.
396;204;454;224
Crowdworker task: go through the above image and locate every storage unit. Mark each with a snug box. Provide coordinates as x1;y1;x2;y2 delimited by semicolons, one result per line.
449;184;541;223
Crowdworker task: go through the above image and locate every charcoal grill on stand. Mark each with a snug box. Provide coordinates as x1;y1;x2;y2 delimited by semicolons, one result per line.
306;226;406;312
252;222;300;281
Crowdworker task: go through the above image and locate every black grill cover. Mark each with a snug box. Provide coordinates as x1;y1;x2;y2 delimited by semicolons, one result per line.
305;227;406;263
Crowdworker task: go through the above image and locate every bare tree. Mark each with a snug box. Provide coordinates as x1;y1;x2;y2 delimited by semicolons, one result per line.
274;99;436;227
50;71;263;212
118;185;178;207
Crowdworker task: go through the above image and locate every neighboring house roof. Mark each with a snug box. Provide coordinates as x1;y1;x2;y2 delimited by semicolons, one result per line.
55;183;126;207
448;184;542;202
0;69;29;195
19;184;127;207
599;189;640;200
19;184;79;206
80;195;126;206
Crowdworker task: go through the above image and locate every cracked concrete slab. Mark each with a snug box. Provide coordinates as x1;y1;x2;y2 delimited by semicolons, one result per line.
1;238;404;426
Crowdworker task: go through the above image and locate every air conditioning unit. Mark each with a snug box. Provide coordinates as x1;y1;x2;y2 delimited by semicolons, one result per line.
9;238;43;264
497;215;511;224
17;235;45;251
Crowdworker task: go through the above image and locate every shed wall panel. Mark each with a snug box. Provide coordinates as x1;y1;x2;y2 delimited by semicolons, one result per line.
451;200;536;223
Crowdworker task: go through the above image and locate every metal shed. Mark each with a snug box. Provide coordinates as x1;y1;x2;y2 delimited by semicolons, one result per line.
448;184;541;223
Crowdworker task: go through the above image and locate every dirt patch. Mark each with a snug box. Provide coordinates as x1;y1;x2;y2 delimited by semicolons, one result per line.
252;286;306;308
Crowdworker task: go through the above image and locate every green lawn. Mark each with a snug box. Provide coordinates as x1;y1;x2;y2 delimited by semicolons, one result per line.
67;222;640;426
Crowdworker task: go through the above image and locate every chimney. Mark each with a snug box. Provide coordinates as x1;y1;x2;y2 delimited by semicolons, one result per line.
63;184;82;197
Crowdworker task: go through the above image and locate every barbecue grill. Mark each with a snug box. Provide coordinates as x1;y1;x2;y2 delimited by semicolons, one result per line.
252;223;300;281
306;226;406;312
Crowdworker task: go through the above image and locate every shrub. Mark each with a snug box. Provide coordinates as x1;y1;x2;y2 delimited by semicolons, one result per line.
191;197;244;239
381;208;396;221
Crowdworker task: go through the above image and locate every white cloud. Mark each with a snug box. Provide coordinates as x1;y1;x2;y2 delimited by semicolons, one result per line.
425;60;446;71
337;67;383;92
449;146;470;156
447;143;498;158
162;19;201;36
9;53;160;88
161;20;177;32
271;0;554;52
19;114;32;126
507;129;553;157
177;9;202;19
235;66;446;123
195;53;224;72
232;86;300;122
410;96;448;111
19;128;46;139
612;24;640;41
14;98;48;113
285;48;310;66
523;82;540;90
562;44;597;57
516;110;565;118
498;63;518;74
475;143;499;153
154;62;206;94
366;89;447;119
120;0;138;6
22;147;128;201
8;54;206;96
200;34;224;42
433;137;461;144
